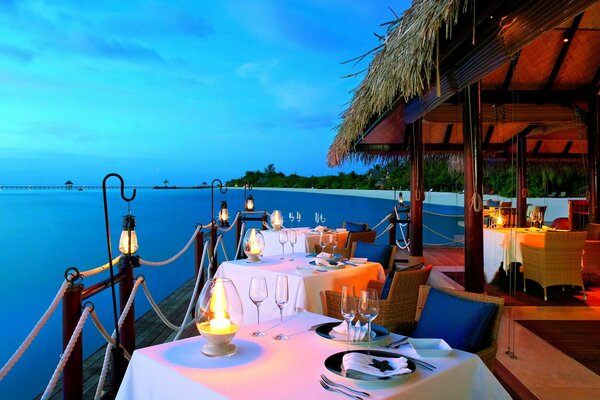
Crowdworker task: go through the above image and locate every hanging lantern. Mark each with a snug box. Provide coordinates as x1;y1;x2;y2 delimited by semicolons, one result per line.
119;215;138;255
245;194;255;212
270;210;283;230
195;278;243;357
219;201;229;227
243;228;265;262
398;192;404;207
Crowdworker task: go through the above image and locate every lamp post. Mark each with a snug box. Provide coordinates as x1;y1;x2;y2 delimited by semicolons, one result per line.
243;183;254;211
102;173;136;395
210;179;228;274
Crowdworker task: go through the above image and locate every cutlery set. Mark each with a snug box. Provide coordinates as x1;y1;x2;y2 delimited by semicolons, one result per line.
320;374;369;400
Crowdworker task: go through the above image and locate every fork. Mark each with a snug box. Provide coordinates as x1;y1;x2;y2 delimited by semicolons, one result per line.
319;380;363;400
380;337;409;348
320;374;370;397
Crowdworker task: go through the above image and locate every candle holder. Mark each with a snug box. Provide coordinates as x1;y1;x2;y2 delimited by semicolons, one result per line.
243;228;265;262
195;278;243;357
270;209;283;230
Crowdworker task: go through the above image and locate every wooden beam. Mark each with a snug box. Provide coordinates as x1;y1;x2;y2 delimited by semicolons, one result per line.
532;140;543;155
502;51;521;92
544;13;584;92
483;125;494;149
409;120;424;265
562;141;574;154
443;124;454;145
517;134;528;227
502;125;538;150
589;94;600;223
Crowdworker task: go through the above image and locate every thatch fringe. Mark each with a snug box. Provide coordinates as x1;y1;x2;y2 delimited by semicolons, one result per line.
328;0;470;166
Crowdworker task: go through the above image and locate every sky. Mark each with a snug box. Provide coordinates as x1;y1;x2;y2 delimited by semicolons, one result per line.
0;0;410;186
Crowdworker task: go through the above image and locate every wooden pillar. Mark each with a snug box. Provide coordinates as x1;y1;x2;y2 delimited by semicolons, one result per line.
517;134;528;227
409;120;424;265
463;82;484;293
63;283;83;400
261;213;268;230
236;215;243;259
118;263;135;359
194;230;205;278
210;225;218;277
388;212;397;247
589;94;600;223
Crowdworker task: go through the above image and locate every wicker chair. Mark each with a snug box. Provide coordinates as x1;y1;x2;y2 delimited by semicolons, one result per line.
322;265;432;333
521;231;587;300
350;241;397;271
397;285;504;371
582;223;600;275
336;226;376;258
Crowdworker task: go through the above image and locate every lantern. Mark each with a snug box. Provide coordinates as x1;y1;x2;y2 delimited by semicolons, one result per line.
270;209;283;230
118;215;138;255
398;192;404;207
195;278;243;357
219;201;229;227
245;194;255;212
243;228;265;262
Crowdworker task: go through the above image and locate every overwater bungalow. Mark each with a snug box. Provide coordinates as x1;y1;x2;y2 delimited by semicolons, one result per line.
2;1;599;400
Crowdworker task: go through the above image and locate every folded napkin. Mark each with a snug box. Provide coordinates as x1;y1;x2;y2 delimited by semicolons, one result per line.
348;257;368;264
331;321;368;341
316;252;332;260
342;353;412;378
314;225;328;232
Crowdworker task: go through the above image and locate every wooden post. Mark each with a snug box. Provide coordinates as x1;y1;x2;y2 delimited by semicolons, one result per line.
517;133;528;227
589;94;600;223
63;283;83;400
194;230;205;279
409;119;424;265
261;213;268;230
463;81;484;293
210;225;218;277
236;215;243;259
118;261;135;357
388;211;397;246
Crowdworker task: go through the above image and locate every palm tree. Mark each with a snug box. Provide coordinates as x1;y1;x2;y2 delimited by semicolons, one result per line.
163;179;169;187
264;164;276;175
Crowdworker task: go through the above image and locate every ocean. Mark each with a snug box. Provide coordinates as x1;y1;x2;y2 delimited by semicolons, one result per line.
1;187;464;398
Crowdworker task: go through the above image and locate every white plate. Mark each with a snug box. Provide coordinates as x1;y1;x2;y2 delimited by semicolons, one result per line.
408;338;452;357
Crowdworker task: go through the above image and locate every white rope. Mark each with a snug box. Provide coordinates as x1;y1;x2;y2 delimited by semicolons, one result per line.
234;222;245;260
423;224;464;244
141;280;180;331
139;226;201;266
216;212;241;233
41;305;92;400
423;210;463;218
375;223;393;239
89;310;132;360
470;192;483;212
218;234;230;261
396;226;410;250
173;243;209;341
80;256;121;278
371;213;392;230
94;343;113;400
0;280;69;381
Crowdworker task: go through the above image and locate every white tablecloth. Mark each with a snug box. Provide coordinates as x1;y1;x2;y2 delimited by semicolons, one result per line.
260;228;312;256
117;312;511;400
215;254;385;324
483;228;546;282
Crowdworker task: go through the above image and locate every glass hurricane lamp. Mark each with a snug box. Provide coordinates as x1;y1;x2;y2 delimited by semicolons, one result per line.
195;278;243;357
270;209;283;230
243;228;265;262
245;194;255;212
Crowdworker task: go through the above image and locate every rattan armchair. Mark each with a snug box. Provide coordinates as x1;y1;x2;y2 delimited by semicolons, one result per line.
322;265;432;333
583;223;600;275
521;231;587;300
396;285;504;371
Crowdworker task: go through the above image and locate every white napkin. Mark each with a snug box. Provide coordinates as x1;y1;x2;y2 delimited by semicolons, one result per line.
316;252;330;260
315;225;328;232
331;321;368;341
342;353;412;378
349;257;368;264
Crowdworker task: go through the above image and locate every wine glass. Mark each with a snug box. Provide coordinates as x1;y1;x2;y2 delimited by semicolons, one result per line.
359;289;379;353
341;286;357;351
296;211;302;227
274;275;289;340
288;212;295;228
314;212;320;226
288;230;297;261
529;211;535;227
537;211;544;228
329;234;338;258
249;277;268;337
319;233;328;257
278;230;288;260
320;213;327;224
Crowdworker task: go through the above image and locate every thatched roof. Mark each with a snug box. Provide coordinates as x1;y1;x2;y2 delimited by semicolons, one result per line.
329;0;599;166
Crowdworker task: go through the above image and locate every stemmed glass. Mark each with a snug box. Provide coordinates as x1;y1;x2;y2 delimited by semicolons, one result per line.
288;212;295;228
288;230;297;261
274;275;289;340
278;230;288;260
329;234;338;258
249;277;268;337
319;233;328;257
529;211;535;227
320;213;327;224
537;211;544;228
341;286;357;351
296;212;302;227
314;212;320;226
359;289;379;353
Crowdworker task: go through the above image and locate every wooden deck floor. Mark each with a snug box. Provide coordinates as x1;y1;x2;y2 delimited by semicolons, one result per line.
42;246;465;399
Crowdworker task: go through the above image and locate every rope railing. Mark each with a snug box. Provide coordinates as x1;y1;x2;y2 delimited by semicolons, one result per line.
375;223;394;239
423;224;464;245
0;280;69;381
235;222;246;260
139;225;201;266
218;235;230;261
371;212;392;231
80;256;121;278
216;212;241;233
41;304;93;400
423;209;464;218
89;310;132;360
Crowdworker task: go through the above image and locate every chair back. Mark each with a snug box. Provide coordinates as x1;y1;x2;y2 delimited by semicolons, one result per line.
386;265;432;304
486;199;500;207
345;230;376;252
499;201;512;208
342;221;369;232
543;231;587;254
351;241;396;270
586;223;600;240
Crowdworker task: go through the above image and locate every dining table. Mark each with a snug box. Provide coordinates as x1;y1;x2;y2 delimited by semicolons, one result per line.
214;254;385;324
483;227;547;282
116;311;511;399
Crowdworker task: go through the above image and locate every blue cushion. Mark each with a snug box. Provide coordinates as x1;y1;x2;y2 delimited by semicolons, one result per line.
487;200;500;207
354;242;390;267
413;288;497;352
344;221;368;232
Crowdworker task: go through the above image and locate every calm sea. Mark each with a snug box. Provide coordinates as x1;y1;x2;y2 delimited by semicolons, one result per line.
0;188;462;398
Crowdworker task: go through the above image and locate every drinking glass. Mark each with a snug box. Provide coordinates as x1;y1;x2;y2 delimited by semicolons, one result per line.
341;286;357;351
288;212;295;227
359;289;379;353
329;234;338;258
296;211;302;226
249;277;268;337
320;213;327;224
278;230;288;260
319;233;328;257
274;275;289;340
288;230;297;261
529;211;535;227
314;212;320;226
537;211;544;228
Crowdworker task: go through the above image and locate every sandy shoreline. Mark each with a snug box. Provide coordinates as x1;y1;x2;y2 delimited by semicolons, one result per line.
231;187;581;222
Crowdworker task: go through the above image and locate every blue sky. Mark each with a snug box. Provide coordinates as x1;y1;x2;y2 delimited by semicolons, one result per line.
0;0;409;185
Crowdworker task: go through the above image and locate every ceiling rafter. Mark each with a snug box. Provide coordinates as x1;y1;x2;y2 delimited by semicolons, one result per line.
502;51;521;92
544;12;584;92
483;126;495;149
443;124;454;145
532;140;543;155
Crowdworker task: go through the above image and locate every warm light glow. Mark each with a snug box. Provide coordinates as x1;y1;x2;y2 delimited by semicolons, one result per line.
563;37;569;43
249;229;261;254
219;201;229;226
496;215;504;226
271;209;283;229
207;279;232;334
245;195;254;211
118;230;138;254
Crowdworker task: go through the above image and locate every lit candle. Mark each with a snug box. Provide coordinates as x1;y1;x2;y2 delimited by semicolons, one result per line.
201;278;237;334
250;229;261;254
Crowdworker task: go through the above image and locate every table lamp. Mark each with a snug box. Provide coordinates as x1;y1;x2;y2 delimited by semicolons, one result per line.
243;228;265;262
271;210;283;230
